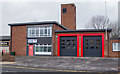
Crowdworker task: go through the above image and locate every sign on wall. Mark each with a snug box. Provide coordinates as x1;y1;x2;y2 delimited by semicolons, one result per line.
0;41;9;47
28;39;37;43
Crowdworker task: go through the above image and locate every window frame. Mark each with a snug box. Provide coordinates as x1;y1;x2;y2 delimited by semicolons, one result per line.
27;26;52;37
62;8;67;13
35;44;52;55
112;42;120;51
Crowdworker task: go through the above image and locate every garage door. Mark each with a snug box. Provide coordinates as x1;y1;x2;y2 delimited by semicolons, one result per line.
83;36;102;57
60;36;77;56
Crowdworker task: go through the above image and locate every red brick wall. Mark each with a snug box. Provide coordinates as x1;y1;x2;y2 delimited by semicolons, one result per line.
61;4;76;30
11;26;27;56
52;24;66;56
109;39;120;57
104;32;110;57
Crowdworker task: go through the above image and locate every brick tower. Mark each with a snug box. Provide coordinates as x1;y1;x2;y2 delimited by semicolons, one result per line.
61;3;76;30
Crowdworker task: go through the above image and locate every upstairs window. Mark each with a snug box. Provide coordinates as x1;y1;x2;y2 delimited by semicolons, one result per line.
28;26;52;37
62;8;67;13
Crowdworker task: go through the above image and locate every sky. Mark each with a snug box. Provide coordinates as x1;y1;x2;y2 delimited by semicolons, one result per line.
0;0;119;36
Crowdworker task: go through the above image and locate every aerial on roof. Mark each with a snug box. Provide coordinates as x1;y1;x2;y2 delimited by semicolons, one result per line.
0;36;10;41
8;21;67;30
55;29;112;33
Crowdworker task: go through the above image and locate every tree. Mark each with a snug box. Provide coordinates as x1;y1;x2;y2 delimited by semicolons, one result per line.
86;15;110;29
108;22;120;38
86;15;120;38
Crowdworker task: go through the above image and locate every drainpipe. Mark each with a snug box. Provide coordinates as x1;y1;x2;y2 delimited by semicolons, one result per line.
108;32;109;57
10;26;12;54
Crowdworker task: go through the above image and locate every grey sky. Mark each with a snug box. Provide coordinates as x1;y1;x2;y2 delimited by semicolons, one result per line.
0;1;118;36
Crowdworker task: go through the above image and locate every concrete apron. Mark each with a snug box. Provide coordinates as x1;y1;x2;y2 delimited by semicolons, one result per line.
15;56;118;60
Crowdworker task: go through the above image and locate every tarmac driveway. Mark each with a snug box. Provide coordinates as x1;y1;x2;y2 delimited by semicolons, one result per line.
2;56;120;72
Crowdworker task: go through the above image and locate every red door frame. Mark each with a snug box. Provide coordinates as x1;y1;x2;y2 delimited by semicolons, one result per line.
57;33;104;57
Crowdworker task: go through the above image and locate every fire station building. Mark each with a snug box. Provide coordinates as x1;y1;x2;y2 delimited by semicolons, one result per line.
8;3;119;57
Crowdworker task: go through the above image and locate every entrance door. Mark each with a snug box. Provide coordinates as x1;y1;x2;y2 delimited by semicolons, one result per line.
29;45;33;56
60;36;77;56
83;36;102;57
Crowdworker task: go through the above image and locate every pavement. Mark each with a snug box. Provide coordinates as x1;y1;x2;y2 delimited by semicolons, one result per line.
2;56;120;72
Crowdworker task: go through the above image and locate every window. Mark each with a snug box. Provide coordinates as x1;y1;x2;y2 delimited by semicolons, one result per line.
27;26;52;37
85;43;88;45
72;40;75;41
85;47;88;49
85;39;88;42
113;43;120;51
96;47;99;49
35;44;52;55
62;40;65;42
61;43;65;45
72;47;75;49
62;8;67;13
67;40;70;42
96;43;100;46
72;43;75;45
90;40;94;42
91;47;94;49
91;43;94;45
96;39;100;41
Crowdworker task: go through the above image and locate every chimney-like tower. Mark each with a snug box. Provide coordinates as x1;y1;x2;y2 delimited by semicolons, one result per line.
61;3;76;30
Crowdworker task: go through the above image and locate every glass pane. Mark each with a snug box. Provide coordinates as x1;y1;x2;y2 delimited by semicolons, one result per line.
85;47;88;49
90;40;94;42
85;39;88;42
118;43;120;51
72;40;75;41
40;29;43;36
85;43;88;45
67;40;70;42
61;43;65;45
67;47;70;49
72;43;75;45
91;47;94;49
91;43;94;45
67;43;70;45
32;28;35;34
29;30;32;36
72;47;75;49
36;28;39;36
96;47;99;49
48;29;50;36
31;28;35;36
45;29;47;34
36;46;39;52
48;47;51;52
44;47;47;52
62;47;65;48
40;47;43;52
96;43;100;45
96;39;100;41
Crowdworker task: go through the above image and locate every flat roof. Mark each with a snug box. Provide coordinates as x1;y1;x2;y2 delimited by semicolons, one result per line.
55;29;112;33
0;36;10;41
110;38;120;40
8;21;67;30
